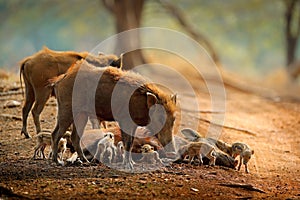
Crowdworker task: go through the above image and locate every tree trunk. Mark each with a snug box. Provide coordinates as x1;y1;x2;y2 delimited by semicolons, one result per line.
284;0;300;66
102;0;147;70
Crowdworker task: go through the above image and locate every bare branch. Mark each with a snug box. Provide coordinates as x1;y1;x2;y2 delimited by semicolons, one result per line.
198;117;257;136
159;0;221;66
220;183;265;193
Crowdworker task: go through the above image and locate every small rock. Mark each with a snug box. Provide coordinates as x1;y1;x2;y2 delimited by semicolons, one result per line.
191;188;199;192
3;100;21;108
138;180;147;184
208;171;217;175
175;171;185;175
110;174;119;178
97;189;105;194
40;184;47;189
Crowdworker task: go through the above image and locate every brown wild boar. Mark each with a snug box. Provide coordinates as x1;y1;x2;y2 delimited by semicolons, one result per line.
178;141;216;166
138;144;164;166
32;131;67;160
180;128;238;168
49;61;177;169
231;142;254;173
105;126;164;153
20;47;122;138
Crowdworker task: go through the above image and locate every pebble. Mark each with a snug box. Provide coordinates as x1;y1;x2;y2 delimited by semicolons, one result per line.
97;189;105;194
3;100;21;108
139;177;147;180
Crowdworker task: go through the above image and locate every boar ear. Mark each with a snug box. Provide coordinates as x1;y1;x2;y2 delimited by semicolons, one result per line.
251;150;254;155
119;53;124;69
111;53;123;69
147;92;157;108
171;93;177;104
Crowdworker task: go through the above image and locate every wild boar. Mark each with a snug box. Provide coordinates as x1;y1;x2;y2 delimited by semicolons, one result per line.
49;61;177;169
19;47;122;138
81;127;164;162
179;128;238;169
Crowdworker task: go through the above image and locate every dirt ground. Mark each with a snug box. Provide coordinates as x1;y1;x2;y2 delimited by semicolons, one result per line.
0;63;300;200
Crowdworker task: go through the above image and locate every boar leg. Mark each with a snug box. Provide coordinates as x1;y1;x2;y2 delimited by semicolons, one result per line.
89;116;100;129
32;89;52;134
52;122;72;165
157;130;175;156
52;125;62;164
21;82;35;138
32;143;41;159
237;156;242;171
72;112;89;163
120;125;137;170
245;163;249;173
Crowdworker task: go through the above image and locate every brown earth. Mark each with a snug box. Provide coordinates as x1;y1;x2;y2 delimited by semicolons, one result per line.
0;61;300;199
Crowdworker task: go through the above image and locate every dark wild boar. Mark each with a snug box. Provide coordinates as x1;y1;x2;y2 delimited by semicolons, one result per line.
49;61;177;169
19;47;122;138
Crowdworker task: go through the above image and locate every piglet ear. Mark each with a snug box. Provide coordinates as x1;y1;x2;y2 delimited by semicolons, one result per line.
147;92;157;109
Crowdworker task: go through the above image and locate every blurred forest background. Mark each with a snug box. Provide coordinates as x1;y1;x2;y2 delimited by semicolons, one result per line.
0;0;299;80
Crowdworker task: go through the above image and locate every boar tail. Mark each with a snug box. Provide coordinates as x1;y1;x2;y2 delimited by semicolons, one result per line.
19;58;30;98
19;64;24;97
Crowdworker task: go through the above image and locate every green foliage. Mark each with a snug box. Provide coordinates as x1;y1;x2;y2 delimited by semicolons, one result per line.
143;0;288;76
0;0;295;77
0;0;114;71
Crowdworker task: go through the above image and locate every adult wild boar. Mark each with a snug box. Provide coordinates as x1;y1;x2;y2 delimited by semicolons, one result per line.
20;47;122;138
50;61;177;169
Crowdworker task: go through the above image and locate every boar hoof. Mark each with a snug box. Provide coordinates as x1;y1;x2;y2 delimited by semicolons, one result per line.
57;160;65;166
123;160;134;171
21;131;31;139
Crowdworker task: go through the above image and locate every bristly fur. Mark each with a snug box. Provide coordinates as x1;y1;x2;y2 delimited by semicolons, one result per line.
49;60;177;116
41;46;89;58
